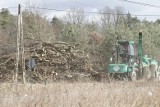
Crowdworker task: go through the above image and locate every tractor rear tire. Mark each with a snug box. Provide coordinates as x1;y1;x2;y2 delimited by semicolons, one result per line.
129;70;137;81
149;64;157;78
143;66;151;80
137;63;143;79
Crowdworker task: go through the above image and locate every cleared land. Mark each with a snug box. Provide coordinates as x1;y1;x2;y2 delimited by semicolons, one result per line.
0;80;160;107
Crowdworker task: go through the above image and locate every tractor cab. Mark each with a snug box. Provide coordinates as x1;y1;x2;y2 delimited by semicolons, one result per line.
108;41;135;74
118;41;135;64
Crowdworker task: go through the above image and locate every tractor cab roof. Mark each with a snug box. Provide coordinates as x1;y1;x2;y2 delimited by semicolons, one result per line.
118;40;134;45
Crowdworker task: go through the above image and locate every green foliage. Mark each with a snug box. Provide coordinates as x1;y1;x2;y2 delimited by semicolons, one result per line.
0;8;12;29
0;8;16;45
0;7;160;69
155;19;160;24
61;25;76;43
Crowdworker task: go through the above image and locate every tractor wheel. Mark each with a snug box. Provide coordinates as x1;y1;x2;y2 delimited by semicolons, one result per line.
129;70;137;81
137;63;143;79
143;66;151;80
149;64;157;78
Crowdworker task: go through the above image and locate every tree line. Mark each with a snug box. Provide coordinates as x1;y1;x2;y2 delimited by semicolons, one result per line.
0;6;160;71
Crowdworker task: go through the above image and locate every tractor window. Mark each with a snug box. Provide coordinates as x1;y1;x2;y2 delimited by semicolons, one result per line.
119;44;128;55
129;44;134;56
118;44;128;63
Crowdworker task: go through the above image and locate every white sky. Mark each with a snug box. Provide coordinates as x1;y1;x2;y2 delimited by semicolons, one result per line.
1;0;160;21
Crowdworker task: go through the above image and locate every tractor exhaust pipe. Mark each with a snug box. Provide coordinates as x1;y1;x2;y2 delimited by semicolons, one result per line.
138;32;143;79
138;32;143;61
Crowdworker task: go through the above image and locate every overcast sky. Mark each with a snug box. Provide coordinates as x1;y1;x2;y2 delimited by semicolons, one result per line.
1;0;160;21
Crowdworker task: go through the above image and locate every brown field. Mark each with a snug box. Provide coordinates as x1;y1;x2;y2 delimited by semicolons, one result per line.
0;80;160;107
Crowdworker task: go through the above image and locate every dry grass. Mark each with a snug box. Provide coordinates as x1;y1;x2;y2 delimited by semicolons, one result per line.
0;80;160;107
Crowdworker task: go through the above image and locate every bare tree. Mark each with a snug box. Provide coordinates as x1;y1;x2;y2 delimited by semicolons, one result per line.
23;10;56;43
64;8;85;26
99;7;114;28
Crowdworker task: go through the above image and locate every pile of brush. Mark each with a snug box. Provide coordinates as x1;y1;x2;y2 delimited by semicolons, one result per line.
0;40;101;83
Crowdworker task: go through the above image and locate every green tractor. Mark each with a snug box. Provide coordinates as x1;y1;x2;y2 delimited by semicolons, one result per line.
108;32;160;81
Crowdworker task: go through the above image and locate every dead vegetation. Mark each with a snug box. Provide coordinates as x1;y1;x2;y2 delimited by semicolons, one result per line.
0;80;160;107
0;39;104;83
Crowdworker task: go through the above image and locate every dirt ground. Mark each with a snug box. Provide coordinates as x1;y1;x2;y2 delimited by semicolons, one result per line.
0;80;160;107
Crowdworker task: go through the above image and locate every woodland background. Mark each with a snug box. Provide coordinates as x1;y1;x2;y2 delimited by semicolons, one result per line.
0;6;160;71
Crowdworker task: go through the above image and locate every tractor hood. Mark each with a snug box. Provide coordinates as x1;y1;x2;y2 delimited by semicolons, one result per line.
108;64;128;73
142;56;158;67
